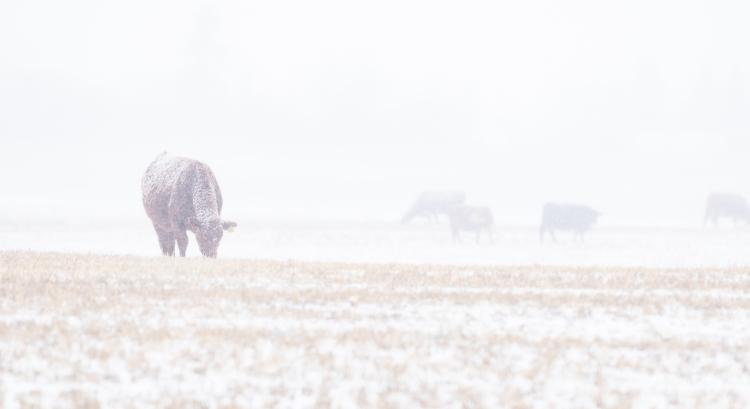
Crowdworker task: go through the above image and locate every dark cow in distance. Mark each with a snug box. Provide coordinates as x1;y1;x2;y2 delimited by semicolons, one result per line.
142;152;237;258
402;191;466;224
540;203;600;243
447;205;494;244
704;193;750;226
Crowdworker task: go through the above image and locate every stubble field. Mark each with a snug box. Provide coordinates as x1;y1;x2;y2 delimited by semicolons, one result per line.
2;250;750;408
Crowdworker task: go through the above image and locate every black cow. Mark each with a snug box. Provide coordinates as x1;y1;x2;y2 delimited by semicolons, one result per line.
142;152;237;257
540;203;600;242
402;191;466;224
447;205;494;243
704;193;750;226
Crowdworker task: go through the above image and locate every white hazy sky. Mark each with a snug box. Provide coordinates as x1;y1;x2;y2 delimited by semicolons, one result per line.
1;0;749;225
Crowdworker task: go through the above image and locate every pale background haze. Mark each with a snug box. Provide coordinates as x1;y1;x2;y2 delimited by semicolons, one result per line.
2;0;749;226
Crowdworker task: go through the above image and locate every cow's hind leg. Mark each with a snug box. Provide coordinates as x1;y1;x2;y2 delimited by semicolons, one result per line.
176;230;189;257
452;228;461;243
153;225;175;256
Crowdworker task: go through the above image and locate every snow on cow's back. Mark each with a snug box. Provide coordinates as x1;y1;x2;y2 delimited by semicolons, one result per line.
542;203;600;228
141;152;200;227
141;153;193;198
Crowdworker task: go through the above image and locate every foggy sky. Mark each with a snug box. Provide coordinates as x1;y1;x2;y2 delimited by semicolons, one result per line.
2;0;749;226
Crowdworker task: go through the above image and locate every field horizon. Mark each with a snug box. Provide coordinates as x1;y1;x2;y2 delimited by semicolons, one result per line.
3;221;750;267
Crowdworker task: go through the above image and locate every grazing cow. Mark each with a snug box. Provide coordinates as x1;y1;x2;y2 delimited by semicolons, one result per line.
540;203;600;243
402;191;466;224
142;152;237;258
446;205;494;243
704;193;750;226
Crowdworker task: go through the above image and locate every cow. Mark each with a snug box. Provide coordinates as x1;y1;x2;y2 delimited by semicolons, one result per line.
402;190;466;224
141;152;237;258
704;193;750;227
540;203;600;243
446;205;494;244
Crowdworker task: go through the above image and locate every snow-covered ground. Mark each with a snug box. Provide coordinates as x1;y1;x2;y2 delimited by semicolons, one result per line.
2;223;750;407
1;251;750;408
2;221;750;267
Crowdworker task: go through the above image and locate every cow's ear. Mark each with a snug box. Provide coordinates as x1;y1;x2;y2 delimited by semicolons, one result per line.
222;220;237;232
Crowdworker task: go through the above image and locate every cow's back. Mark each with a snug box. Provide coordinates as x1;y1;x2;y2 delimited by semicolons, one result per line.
542;203;598;231
142;153;195;229
707;193;749;216
402;190;466;223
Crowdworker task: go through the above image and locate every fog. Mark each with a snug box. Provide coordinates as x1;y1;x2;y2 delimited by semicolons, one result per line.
2;0;750;227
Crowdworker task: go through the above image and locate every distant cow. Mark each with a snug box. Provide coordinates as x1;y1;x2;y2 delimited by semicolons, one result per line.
540;203;600;242
704;193;750;226
142;152;237;258
402;191;466;224
447;205;494;243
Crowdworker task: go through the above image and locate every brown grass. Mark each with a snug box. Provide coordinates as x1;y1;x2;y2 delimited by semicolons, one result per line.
1;251;750;408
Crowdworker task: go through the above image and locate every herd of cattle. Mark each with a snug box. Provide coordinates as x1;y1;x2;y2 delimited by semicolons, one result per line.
141;153;750;257
401;190;602;243
402;191;750;243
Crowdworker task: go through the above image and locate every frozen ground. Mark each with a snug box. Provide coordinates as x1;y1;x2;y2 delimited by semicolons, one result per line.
1;223;750;407
1;252;750;408
2;220;750;267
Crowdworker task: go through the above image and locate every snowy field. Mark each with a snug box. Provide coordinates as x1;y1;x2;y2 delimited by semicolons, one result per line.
1;224;750;407
3;221;750;267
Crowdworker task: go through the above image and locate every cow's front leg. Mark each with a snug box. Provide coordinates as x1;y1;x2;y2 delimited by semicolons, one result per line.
176;230;189;257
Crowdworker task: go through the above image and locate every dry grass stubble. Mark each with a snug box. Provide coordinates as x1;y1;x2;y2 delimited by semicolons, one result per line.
1;251;750;408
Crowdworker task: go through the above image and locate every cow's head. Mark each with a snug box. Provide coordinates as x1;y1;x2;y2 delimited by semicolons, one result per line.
188;218;238;258
590;210;603;226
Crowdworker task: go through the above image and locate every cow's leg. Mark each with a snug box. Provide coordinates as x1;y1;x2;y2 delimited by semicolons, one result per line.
153;225;175;256
176;229;189;257
452;228;461;243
